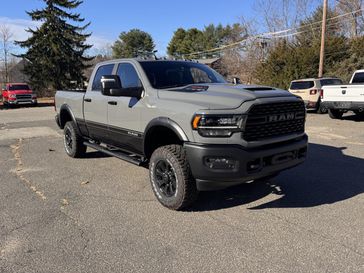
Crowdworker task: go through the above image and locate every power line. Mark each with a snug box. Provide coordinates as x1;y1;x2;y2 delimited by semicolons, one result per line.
181;8;364;58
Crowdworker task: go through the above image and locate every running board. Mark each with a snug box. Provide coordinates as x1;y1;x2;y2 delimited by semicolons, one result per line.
83;141;144;166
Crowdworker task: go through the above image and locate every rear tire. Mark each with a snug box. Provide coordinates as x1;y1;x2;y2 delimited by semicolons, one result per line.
63;121;87;158
316;101;327;114
149;145;198;210
328;109;343;119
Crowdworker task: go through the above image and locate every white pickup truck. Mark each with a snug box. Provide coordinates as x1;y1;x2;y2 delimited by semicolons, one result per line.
321;70;364;119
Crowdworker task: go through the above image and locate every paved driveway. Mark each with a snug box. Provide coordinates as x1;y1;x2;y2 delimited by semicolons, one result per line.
0;107;363;273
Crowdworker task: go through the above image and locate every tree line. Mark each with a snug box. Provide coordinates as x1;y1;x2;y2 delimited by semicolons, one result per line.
1;0;363;95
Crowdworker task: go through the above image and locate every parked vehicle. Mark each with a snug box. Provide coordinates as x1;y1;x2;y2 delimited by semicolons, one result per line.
289;77;343;114
1;83;37;107
55;59;308;210
322;70;364;119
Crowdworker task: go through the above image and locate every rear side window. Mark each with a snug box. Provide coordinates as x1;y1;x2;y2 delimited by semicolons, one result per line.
320;79;343;86
290;81;315;90
116;63;142;88
92;64;114;91
352;72;364;84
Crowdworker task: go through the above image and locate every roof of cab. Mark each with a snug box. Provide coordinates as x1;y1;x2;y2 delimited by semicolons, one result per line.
291;77;340;82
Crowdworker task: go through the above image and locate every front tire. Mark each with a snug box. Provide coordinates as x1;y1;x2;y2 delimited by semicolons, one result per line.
63;121;87;158
149;145;198;210
328;109;343;119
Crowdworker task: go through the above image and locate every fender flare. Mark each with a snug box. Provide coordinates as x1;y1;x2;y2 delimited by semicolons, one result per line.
143;117;189;154
59;104;80;133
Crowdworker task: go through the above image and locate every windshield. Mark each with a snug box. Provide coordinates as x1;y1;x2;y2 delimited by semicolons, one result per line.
8;84;30;91
290;81;314;90
320;79;343;86
139;61;226;89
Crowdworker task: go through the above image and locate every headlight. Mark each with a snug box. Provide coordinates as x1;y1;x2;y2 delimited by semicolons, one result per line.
9;94;16;98
192;114;246;137
32;94;37;99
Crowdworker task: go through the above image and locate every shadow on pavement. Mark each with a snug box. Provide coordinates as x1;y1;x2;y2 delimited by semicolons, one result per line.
342;113;364;122
189;143;364;211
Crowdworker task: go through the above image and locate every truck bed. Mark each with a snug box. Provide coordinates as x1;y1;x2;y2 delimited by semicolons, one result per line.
55;90;85;121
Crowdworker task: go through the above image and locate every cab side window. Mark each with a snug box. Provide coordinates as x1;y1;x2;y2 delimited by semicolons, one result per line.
352;72;364;84
92;64;114;91
116;63;142;89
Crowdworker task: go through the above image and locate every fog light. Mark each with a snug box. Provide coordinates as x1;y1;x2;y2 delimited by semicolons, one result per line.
247;158;261;172
204;157;237;170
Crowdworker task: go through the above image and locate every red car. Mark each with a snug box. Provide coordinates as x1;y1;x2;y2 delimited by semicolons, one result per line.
1;83;37;107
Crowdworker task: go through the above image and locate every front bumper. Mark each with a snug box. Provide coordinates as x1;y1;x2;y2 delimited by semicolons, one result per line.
304;100;318;109
322;101;364;111
8;99;37;105
185;135;308;191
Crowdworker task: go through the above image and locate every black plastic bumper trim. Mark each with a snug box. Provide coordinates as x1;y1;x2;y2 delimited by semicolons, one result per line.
185;135;308;191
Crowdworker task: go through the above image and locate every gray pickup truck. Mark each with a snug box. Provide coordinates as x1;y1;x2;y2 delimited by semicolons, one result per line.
55;59;308;210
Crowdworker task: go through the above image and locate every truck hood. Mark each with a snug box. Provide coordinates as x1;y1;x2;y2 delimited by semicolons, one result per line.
157;83;292;109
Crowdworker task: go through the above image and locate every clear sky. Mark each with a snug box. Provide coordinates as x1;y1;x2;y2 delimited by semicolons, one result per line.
0;0;257;55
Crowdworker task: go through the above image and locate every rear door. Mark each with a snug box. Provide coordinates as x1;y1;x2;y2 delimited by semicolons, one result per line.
83;63;115;141
106;62;144;155
289;80;315;102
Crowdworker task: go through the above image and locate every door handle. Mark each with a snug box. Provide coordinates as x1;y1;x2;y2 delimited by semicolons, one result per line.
84;98;92;102
108;101;117;105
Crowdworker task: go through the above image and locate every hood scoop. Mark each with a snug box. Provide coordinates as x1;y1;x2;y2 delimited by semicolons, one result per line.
243;87;276;91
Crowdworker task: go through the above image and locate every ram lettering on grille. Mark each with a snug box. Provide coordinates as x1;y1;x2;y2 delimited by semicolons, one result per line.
243;101;306;141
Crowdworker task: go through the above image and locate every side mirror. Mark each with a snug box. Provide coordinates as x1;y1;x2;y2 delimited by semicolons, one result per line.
110;87;144;99
232;77;241;85
101;75;143;99
101;75;122;96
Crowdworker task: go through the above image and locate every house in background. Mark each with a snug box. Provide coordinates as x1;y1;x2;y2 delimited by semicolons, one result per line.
8;59;29;83
1;59;29;86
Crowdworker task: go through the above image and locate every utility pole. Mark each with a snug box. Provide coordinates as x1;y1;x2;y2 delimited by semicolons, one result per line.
318;0;328;78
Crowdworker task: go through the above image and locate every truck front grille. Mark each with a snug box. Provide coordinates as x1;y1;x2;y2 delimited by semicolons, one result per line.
16;94;32;100
243;101;306;142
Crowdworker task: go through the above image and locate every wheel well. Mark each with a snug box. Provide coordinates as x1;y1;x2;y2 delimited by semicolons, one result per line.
144;126;183;159
59;108;73;129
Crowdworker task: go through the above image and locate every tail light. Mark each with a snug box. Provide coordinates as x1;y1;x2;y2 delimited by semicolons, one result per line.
310;89;317;95
320;89;324;100
54;98;56;112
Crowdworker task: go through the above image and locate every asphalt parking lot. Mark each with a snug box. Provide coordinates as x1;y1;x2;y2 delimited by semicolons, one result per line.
0;106;363;273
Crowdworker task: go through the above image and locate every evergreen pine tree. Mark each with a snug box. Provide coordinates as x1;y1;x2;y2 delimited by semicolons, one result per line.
15;0;93;93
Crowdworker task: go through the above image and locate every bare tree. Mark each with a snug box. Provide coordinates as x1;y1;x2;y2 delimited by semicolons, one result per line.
254;0;321;32
335;0;363;37
0;25;14;83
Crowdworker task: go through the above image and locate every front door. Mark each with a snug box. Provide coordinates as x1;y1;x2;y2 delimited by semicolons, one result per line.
107;62;144;155
83;63;115;141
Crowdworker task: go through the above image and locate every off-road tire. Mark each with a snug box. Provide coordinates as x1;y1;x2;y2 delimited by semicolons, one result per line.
328;109;343;119
149;145;198;210
316;101;327;114
63;121;87;158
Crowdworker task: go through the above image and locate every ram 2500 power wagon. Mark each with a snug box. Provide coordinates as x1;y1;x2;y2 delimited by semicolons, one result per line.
55;59;308;210
322;70;364;119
